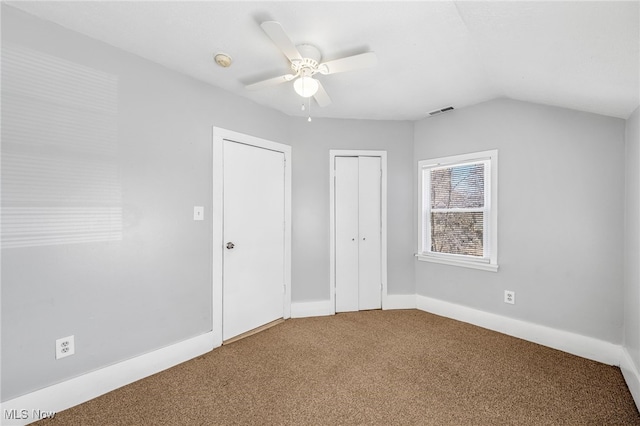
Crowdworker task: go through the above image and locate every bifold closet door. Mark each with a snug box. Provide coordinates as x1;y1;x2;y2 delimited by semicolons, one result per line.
335;157;359;312
357;156;382;310
334;156;381;312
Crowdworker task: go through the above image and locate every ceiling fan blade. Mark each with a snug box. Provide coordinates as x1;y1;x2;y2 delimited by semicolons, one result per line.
318;52;377;75
260;21;302;63
313;81;332;107
245;74;295;91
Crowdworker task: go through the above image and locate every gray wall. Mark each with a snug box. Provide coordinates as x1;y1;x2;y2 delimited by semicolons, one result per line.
625;106;640;370
414;98;626;343
0;6;415;401
289;118;415;301
1;6;290;401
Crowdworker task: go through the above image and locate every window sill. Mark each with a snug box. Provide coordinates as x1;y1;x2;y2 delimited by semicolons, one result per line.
414;254;499;272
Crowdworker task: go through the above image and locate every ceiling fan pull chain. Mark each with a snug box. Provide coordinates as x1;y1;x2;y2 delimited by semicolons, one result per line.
308;96;312;122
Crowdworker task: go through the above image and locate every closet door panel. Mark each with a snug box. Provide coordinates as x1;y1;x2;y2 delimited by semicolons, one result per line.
358;156;382;310
334;157;359;312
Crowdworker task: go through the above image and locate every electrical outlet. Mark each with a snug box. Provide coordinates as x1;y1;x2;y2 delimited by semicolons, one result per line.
55;335;75;359
504;290;515;305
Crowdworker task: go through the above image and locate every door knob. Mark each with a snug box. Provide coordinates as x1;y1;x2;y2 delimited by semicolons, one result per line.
226;242;235;250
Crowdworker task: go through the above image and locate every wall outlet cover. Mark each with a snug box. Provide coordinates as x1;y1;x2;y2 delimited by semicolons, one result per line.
504;290;515;305
56;335;75;359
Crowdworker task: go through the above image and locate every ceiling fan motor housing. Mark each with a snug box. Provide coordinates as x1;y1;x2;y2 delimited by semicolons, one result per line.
291;44;322;74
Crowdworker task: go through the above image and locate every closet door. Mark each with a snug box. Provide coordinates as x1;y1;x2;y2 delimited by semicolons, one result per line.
358;156;382;310
334;157;360;312
334;156;381;312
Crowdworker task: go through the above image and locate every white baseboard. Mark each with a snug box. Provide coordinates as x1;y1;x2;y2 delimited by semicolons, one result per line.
290;300;334;318
621;348;640;409
383;294;416;310
291;295;417;317
0;332;215;426
416;295;621;366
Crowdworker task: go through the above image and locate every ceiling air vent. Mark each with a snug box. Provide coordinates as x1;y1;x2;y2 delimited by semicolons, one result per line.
428;106;454;116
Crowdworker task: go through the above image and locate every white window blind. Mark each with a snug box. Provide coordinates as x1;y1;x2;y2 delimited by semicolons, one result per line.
428;161;487;257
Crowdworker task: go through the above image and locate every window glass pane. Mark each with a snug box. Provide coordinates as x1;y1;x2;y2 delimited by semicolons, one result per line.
430;163;484;209
431;212;484;257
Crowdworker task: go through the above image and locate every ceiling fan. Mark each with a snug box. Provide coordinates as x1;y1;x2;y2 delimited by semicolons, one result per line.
246;21;377;107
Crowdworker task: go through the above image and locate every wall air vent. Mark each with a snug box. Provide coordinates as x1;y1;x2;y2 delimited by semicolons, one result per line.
428;106;455;116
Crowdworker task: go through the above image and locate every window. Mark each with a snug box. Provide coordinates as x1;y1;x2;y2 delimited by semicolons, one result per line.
417;150;498;271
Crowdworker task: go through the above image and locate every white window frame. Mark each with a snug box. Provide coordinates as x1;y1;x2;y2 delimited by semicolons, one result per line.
417;149;498;272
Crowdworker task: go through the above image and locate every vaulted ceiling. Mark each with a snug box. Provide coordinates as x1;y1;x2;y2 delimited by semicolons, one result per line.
7;1;639;121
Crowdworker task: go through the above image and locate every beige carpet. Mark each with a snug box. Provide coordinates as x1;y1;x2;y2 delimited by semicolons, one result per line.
37;310;640;425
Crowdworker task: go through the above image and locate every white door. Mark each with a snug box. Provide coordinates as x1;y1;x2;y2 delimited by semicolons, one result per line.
335;157;360;312
223;140;285;340
334;156;382;312
357;156;382;310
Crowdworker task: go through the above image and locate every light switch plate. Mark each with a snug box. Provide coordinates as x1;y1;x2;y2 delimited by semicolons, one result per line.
193;206;204;221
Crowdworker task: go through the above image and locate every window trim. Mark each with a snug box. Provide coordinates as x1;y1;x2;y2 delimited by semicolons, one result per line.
417;150;499;272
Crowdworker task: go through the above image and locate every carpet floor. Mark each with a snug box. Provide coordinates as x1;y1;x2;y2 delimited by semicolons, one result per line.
37;310;640;425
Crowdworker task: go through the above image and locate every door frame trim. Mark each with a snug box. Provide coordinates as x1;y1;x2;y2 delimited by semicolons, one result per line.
329;150;388;314
212;127;292;348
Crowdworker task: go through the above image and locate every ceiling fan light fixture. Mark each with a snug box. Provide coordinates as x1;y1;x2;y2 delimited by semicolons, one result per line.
293;76;319;98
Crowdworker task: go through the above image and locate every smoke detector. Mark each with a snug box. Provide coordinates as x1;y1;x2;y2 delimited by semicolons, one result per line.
214;53;233;68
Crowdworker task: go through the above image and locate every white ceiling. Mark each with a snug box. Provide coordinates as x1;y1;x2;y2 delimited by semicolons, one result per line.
7;1;639;121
